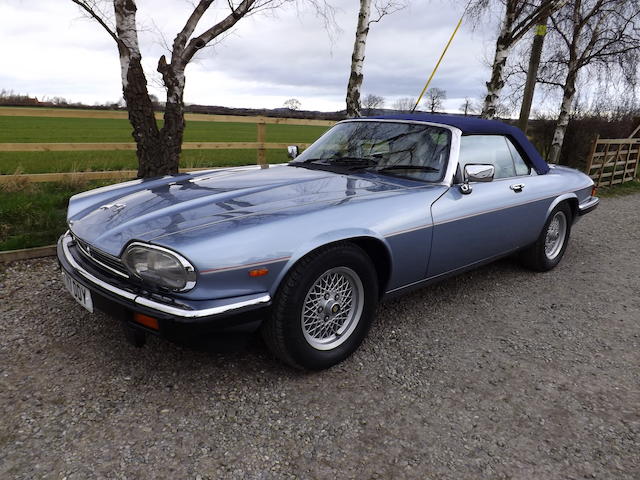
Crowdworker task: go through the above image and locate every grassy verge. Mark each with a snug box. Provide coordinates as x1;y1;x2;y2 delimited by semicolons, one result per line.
0;179;114;251
596;179;640;197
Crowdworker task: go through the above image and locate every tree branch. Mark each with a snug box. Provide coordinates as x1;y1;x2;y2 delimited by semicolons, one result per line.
368;1;405;26
171;0;214;63
180;0;259;66
511;0;568;45
70;0;121;45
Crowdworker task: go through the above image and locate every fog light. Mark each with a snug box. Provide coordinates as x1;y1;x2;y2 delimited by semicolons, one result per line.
133;313;159;330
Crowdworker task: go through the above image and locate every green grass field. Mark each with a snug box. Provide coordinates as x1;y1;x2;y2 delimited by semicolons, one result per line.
0;115;329;174
0;112;329;250
0;115;328;143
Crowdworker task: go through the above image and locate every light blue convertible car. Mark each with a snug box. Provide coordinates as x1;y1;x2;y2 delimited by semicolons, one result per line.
58;114;599;369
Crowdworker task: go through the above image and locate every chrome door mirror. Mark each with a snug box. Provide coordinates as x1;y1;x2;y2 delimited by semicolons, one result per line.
287;145;299;160
460;164;495;194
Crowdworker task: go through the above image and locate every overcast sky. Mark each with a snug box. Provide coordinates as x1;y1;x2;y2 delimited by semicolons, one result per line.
0;0;503;112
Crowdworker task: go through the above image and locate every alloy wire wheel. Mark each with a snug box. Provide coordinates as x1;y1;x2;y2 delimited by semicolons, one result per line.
262;243;378;370
301;266;365;351
544;211;568;260
520;202;572;272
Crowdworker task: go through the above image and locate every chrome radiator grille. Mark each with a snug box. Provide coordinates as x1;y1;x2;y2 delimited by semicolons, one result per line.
72;235;129;278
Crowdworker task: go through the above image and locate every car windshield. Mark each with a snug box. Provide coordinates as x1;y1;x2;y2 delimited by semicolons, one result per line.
290;121;451;182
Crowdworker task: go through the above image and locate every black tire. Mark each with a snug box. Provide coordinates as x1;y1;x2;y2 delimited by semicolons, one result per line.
520;202;573;272
261;242;378;370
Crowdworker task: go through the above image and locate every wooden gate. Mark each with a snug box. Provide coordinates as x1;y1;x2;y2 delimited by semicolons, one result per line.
585;124;640;187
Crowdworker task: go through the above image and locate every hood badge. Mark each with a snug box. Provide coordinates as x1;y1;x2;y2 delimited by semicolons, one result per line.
99;203;126;212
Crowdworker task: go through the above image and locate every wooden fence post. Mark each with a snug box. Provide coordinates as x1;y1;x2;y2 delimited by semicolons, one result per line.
585;134;599;175
256;118;267;169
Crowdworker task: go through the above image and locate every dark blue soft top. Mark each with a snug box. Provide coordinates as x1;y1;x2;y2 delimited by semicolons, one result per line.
371;113;549;175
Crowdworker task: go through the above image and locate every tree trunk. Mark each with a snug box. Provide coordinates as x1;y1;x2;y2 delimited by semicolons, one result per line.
154;61;186;178
481;5;516;119
548;70;577;164
482;38;511;119
115;0;179;178
345;0;372;118
518;19;548;133
122;57;166;178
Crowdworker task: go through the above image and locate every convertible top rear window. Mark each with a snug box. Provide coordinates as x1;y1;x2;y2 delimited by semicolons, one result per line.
291;121;451;182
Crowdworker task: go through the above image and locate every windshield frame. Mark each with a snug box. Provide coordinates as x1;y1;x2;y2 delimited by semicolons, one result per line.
291;119;461;185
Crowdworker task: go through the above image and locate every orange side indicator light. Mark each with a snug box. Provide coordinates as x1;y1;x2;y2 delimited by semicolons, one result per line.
591;185;598;197
133;313;159;330
249;268;269;277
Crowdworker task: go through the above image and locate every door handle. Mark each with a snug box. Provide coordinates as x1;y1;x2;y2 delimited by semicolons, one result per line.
510;183;525;192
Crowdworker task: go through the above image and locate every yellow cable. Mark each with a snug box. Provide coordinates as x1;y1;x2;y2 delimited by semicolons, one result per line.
411;4;469;113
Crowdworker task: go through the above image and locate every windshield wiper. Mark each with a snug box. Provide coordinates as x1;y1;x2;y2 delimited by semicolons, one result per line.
328;156;378;169
375;165;439;173
291;156;377;170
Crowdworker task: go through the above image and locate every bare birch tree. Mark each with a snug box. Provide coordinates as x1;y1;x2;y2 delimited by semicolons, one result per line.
362;93;385;115
542;0;640;163
459;97;475;115
392;97;416;112
345;0;404;118
70;0;305;178
476;0;567;119
424;87;447;113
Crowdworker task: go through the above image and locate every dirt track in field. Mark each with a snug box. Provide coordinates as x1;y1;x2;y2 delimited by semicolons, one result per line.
1;193;639;479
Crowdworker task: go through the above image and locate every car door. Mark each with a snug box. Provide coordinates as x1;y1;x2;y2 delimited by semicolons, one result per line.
428;134;549;277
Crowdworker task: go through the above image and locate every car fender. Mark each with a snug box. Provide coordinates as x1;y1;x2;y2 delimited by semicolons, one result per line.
270;228;393;296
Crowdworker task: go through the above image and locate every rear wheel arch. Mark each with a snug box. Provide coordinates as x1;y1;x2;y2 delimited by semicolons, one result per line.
520;201;573;271
565;197;578;221
546;193;578;222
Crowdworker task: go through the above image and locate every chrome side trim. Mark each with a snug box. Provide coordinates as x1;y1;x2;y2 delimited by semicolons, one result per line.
61;233;271;318
201;256;291;274
384;224;432;237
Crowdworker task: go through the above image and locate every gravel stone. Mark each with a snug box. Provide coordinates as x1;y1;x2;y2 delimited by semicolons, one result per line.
1;193;639;479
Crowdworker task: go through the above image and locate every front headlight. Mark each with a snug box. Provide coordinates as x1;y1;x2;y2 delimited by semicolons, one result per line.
122;243;196;292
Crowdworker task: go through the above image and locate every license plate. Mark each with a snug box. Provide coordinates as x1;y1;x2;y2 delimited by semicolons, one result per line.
62;272;94;313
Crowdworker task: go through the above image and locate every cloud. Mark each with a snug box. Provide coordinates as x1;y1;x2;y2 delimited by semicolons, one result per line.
1;0;496;111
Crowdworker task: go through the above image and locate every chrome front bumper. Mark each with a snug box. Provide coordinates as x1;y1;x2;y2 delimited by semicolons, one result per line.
578;196;599;216
59;232;271;319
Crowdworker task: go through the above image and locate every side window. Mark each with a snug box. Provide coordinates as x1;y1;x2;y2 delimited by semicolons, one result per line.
506;138;531;176
459;135;515;179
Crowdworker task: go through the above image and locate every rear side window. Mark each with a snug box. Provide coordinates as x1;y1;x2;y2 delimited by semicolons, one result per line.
459;135;515;179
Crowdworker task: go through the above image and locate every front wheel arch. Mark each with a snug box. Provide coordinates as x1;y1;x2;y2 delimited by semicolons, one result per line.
272;236;392;300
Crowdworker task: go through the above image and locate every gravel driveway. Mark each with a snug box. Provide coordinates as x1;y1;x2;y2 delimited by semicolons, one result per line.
1;193;639;480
